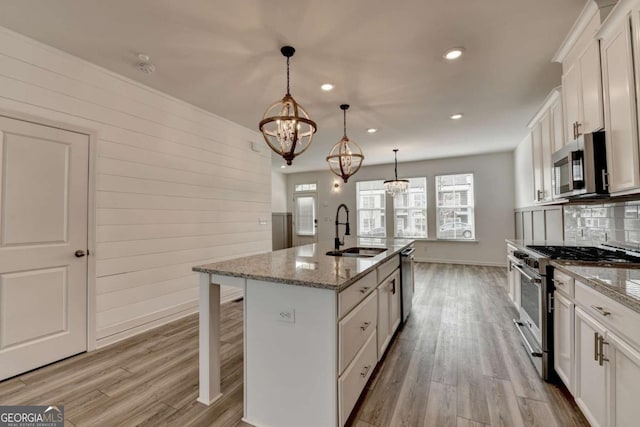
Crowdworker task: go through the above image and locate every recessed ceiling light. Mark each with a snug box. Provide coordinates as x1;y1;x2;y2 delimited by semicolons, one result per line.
443;47;464;60
367;128;378;133
321;83;334;91
450;113;463;120
280;165;286;169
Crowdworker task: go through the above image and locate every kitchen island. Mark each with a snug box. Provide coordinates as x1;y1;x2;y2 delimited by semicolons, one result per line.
193;237;413;427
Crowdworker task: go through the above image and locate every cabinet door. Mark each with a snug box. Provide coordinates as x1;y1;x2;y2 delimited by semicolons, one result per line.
551;98;565;152
377;285;390;360
602;17;640;193
554;292;574;392
540;112;554;201
580;40;605;133
575;307;607;427
531;123;544;203
389;271;401;335
562;61;582;144
607;331;640;427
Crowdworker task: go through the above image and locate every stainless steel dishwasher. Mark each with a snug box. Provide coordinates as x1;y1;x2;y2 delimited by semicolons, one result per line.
400;245;415;322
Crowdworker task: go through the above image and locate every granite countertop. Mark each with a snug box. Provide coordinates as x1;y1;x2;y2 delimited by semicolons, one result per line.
193;237;414;291
552;261;640;313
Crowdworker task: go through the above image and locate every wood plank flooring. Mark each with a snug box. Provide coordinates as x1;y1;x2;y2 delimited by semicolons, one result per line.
0;263;589;427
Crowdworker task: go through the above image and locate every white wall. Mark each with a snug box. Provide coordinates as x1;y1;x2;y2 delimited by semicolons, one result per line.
271;170;288;212
0;27;272;347
514;133;534;208
288;151;515;266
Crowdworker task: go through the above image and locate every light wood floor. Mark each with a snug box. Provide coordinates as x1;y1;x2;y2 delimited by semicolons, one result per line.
0;263;588;427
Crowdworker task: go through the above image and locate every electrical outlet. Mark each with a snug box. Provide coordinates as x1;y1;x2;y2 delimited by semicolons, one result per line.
258;218;267;225
277;308;295;323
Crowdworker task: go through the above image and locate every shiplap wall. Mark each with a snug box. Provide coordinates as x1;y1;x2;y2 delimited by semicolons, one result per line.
0;27;272;347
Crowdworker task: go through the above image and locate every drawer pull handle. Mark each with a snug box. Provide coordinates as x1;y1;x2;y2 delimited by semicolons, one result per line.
594;332;599;361
360;322;371;332
552;279;564;286
359;287;370;294
591;305;611;316
360;365;370;378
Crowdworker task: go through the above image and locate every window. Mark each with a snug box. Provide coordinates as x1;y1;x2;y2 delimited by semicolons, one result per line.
294;183;317;236
435;173;475;240
393;177;427;238
356;180;386;237
294;183;317;192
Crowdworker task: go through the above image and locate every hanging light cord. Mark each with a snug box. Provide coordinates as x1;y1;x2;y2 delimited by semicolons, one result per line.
394;150;399;180
343;109;347;137
286;56;291;95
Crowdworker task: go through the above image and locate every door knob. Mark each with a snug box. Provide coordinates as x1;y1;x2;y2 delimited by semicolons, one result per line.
75;250;86;258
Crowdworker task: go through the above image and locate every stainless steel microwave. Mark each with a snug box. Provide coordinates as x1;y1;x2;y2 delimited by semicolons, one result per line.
551;131;608;199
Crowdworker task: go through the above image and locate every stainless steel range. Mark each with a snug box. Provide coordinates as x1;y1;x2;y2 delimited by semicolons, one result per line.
511;243;640;381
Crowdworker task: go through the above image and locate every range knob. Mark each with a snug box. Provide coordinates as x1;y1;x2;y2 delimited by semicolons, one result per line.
513;251;528;260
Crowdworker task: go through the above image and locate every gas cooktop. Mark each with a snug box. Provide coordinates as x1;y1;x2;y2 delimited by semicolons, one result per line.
526;245;640;264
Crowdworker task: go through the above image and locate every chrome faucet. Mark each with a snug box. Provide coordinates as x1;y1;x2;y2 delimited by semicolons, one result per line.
335;204;351;251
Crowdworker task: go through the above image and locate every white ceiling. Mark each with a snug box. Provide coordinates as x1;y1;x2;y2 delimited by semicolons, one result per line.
0;0;586;173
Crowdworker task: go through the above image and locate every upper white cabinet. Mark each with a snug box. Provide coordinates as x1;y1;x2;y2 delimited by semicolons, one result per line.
555;4;605;145
529;89;563;203
599;5;640;194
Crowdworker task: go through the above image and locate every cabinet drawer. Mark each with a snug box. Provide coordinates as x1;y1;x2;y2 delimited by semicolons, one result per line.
338;270;377;319
338;331;377;427
553;269;575;298
377;255;399;283
575;280;640;348
339;290;377;374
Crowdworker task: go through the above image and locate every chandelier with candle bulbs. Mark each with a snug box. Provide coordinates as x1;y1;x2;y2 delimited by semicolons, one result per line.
326;104;364;183
259;46;317;165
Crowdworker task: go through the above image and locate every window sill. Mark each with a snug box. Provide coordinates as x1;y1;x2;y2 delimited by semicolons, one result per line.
413;238;479;243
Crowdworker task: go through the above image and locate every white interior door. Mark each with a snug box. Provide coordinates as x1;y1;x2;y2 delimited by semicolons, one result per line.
0;115;89;380
293;193;318;246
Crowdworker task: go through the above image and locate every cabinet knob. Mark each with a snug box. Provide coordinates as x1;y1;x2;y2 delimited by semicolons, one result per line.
75;250;87;258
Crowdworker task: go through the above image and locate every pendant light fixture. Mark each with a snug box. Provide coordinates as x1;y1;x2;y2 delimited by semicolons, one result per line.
259;46;317;165
384;149;409;196
326;104;364;183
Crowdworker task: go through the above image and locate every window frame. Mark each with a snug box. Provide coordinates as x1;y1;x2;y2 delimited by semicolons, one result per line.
392;177;428;238
356;180;387;238
434;173;476;240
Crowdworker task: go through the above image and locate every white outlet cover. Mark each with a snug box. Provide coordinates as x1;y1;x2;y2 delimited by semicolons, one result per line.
277;308;295;323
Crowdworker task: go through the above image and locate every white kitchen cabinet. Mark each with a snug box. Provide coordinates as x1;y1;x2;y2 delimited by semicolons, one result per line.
529;89;562;203
572;276;640;427
575;306;607;427
606;331;640;426
377;269;401;358
558;7;604;145
554;290;575;392
563;61;582;144
508;258;521;308
531;122;545;203
600;12;640;194
551;96;565;153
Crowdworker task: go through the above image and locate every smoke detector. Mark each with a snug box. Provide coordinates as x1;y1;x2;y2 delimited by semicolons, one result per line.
135;53;155;74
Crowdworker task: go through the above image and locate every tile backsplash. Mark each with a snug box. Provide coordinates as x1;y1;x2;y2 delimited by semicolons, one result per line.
564;201;640;248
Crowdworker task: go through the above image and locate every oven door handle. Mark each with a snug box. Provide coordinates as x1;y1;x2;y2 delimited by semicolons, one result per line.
513;264;542;284
513;319;543;358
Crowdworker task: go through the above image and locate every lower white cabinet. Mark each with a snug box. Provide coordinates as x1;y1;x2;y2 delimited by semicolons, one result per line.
571;278;640;427
377;269;401;358
338;332;377;426
554;291;574;392
575;306;607;427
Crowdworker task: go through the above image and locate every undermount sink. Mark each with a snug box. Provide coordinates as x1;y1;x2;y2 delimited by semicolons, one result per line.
326;247;387;258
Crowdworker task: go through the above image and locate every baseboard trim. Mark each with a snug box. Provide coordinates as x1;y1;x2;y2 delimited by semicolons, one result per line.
414;258;507;267
96;286;245;349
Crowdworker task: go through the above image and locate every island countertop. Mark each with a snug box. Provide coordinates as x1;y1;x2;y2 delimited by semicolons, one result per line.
192;237;414;291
